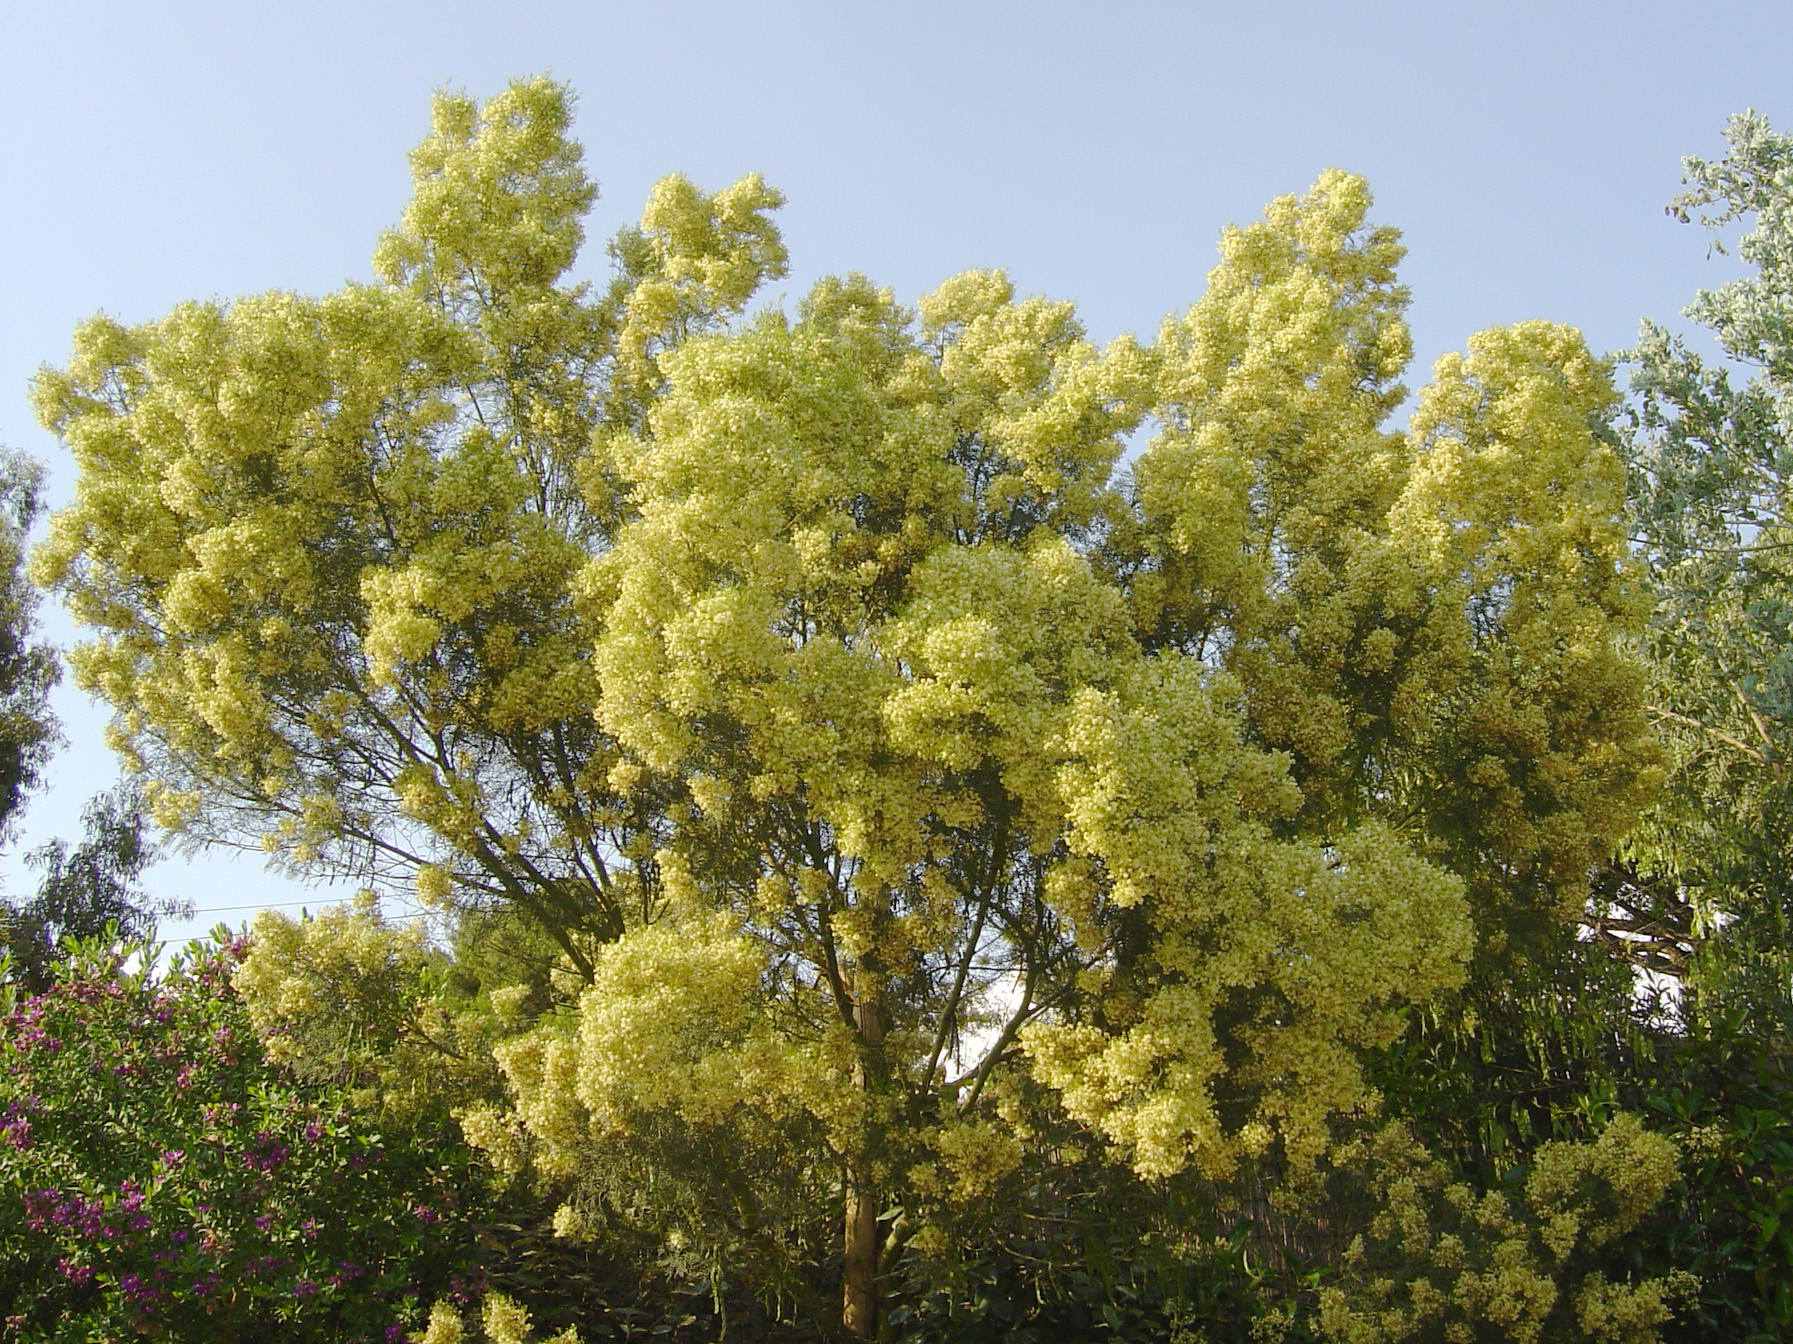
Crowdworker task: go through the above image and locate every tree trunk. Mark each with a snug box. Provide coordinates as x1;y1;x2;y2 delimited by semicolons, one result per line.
842;985;886;1339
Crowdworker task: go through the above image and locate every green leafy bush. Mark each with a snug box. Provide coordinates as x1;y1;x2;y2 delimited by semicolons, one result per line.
1641;1013;1793;1344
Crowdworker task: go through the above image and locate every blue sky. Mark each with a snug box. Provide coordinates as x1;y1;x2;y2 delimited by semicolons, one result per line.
1;0;1788;943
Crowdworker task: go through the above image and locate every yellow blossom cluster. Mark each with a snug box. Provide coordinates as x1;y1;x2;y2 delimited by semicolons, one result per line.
411;1293;578;1344
234;894;504;1120
484;915;860;1177
1318;1116;1693;1344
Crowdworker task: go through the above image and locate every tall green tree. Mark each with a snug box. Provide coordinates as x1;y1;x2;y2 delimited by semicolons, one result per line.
34;78;1657;1338
0;786;170;994
1611;110;1793;1013
0;450;59;838
0;447;158;990
0;442;189;989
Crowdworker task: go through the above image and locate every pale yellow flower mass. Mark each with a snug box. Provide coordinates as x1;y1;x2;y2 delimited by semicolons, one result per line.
32;78;1663;1339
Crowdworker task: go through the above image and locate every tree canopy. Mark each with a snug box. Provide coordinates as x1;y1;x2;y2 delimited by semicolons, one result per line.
1611;110;1793;1009
0;450;59;841
32;76;1661;1338
0;446;151;991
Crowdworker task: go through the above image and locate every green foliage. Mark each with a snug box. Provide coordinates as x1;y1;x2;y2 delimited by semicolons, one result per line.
0;448;59;843
877;1077;1308;1344
447;899;574;1016
0;785;181;994
1639;1018;1793;1343
0;932;489;1341
1369;945;1657;1179
0;441;79;988
1587;114;1793;1341
1616;110;1793;991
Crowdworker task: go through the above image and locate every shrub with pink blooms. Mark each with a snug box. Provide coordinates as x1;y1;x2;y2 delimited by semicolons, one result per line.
0;933;490;1342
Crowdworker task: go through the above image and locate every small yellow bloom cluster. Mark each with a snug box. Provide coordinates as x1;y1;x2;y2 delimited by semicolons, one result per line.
457;1104;530;1178
488;916;861;1177
411;1292;578;1344
911;1119;1024;1202
1317;1116;1692;1344
234;894;504;1121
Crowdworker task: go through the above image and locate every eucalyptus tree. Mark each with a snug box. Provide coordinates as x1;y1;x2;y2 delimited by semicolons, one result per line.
1610;111;1793;1006
0;450;58;840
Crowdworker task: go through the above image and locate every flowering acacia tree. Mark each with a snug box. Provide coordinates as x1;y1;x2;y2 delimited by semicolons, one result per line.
31;77;786;978
34;78;1656;1338
0;934;486;1340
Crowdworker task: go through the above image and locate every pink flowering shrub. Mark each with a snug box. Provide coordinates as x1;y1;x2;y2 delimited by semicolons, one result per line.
0;933;488;1341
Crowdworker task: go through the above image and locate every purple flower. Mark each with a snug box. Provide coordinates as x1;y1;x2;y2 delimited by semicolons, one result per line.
244;1131;291;1172
57;1257;95;1288
292;1278;318;1298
